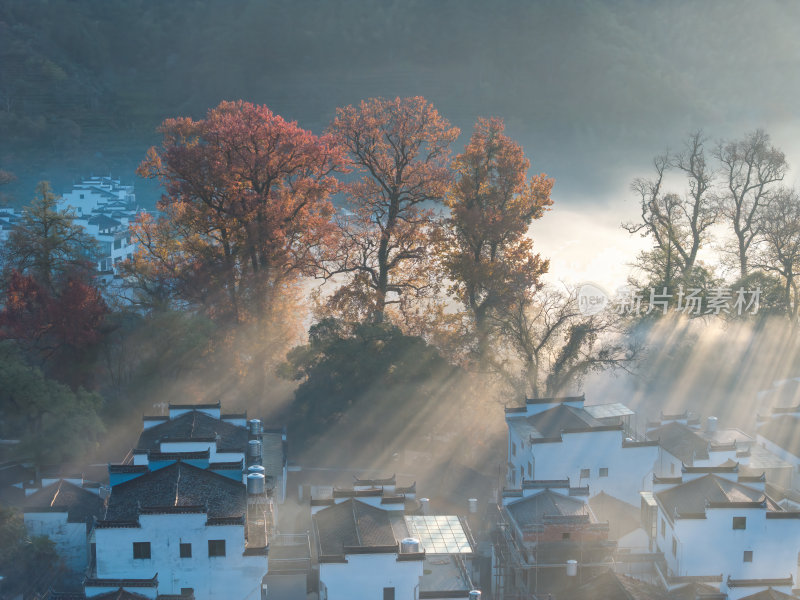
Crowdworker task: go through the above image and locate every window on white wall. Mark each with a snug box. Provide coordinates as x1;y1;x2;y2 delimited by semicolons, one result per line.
180;543;192;558
383;588;395;600
208;540;226;557
599;468;608;477
671;537;677;556
732;517;746;530
744;550;753;562
580;468;590;479
133;542;150;559
512;442;516;457
661;519;665;538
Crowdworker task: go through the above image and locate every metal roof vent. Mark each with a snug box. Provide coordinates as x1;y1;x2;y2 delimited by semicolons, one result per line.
248;439;262;458
400;538;420;553
247;473;265;495
566;559;578;576
249;419;262;435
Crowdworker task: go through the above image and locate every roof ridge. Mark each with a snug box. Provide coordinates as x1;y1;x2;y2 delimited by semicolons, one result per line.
174;464;181;506
352;500;362;546
50;479;63;508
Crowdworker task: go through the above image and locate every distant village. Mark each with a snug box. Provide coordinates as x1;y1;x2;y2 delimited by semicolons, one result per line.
5;179;800;600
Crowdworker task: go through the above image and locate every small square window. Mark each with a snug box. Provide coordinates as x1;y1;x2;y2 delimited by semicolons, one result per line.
599;467;608;477
133;542;150;559
580;468;590;479
180;543;192;558
733;517;746;530
562;532;571;540
208;539;226;557
744;550;753;562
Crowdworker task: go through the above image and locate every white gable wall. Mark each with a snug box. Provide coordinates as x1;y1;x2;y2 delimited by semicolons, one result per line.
157;441;243;464
508;429;658;505
95;513;267;600
655;503;800;585
25;511;89;573
319;553;423;600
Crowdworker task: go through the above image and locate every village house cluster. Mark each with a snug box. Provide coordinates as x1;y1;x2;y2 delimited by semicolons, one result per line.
0;175;144;285
4;381;800;600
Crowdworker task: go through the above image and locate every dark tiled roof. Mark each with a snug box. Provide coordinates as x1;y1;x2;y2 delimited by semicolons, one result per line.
758;416;800;459
668;582;726;600
525;404;602;438
569;571;669;600
169;401;220;410
647;422;709;464
136;410;248;452
104;462;245;522
85;576;158;588
727;577;794;589
526;394;585;405
588;492;641;540
353;474;395;486
738;589;795;600
506;489;590;528
24;479;105;523
313;498;403;556
88;214;122;229
90;590;153;600
656;474;780;519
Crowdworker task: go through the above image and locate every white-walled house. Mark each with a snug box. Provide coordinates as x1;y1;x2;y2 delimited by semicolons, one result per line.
84;402;288;600
58;176;143;275
133;405;250;471
313;498;425;600
647;419;753;478
311;476;476;600
649;464;800;600
505;396;659;505
0;207;22;243
23;479;105;574
755;410;800;492
90;461;269;600
119;403;287;503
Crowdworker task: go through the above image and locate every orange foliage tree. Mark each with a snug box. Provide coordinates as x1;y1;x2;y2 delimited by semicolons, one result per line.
438;117;554;359
324;97;459;322
135;100;343;324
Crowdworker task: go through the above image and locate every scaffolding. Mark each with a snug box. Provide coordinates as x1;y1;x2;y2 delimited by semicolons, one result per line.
491;505;617;600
